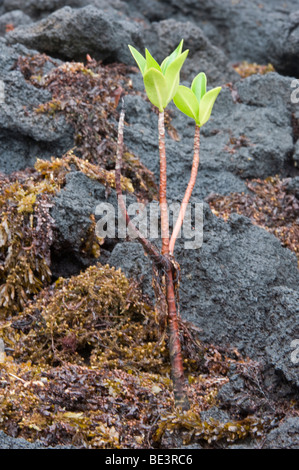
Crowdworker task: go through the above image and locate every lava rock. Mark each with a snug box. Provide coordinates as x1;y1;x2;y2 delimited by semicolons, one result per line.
0;10;32;36
0;430;47;448
122;0;175;22
50;171;112;276
0;430;75;448
265;286;299;387
109;241;153;300
0;40;74;173
3;0;166;24
157;0;299;78
200;406;231;424
50;171;136;278
108;204;299;389
263;417;299;449
293;141;299;166
3;0;87;19
6;4;144;63
142;18;239;85
286;176;299;198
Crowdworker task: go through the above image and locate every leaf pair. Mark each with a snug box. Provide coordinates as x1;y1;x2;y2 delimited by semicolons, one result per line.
173;72;221;127
129;40;188;112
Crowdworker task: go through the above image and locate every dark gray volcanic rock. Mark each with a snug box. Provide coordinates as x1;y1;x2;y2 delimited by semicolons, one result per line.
4;0;299;79
0;430;75;448
108;204;299;389
286;176;299;198
0;10;32;36
3;0;87;18
265;287;299;387
157;0;299;78
50;171;113;277
2;0;131;19
2;0;171;25
142;18;239;85
50;171;136;277
0;430;47;448
122;0;175;22
6;4;144;63
175;208;299;369
0;40;74;173
263;417;299;448
5;3;238;87
109;241;154;300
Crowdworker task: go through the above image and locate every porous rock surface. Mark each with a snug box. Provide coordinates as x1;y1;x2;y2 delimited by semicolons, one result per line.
109;207;299;388
0;40;73;173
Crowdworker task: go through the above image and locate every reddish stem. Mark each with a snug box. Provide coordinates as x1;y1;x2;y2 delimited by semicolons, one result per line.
158;110;189;409
158;110;169;256
169;124;200;255
165;266;190;409
115;104;172;270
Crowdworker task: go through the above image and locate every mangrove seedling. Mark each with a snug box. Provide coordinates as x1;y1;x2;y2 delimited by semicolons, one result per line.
115;41;221;409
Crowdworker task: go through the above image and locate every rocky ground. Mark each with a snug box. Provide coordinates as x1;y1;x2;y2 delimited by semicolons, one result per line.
0;0;299;449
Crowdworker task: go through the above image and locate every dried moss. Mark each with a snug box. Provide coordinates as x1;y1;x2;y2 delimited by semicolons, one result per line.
0;147;134;318
8;262;206;377
233;61;275;78
35;149;134;193
10;263;171;373
0;175;54;317
0;360;174;448
153;407;269;447
1;258;275;448
18;54;158;202
0;351;272;448
208;176;299;265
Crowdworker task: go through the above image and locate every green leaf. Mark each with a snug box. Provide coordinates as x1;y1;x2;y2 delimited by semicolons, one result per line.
198;86;221;126
145;49;162;73
143;68;168;111
191;72;207;103
164;49;189;103
128;45;146;76
161;39;184;74
173;85;199;122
